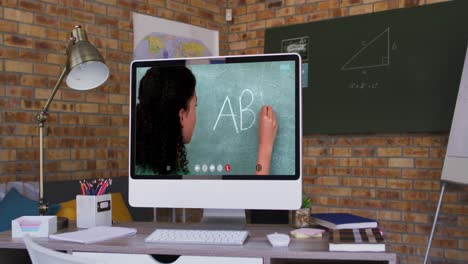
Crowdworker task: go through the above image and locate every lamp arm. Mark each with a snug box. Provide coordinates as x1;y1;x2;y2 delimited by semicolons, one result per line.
36;67;68;215
36;37;75;120
37;67;68;119
35;38;74;215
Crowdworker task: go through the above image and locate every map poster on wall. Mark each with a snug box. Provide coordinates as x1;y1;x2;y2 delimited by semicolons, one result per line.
133;12;219;60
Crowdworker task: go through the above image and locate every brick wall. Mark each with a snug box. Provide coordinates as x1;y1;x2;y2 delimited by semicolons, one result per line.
0;0;227;183
225;1;466;264
1;1;466;264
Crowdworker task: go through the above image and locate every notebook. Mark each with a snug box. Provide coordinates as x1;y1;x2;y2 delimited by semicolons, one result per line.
329;228;385;252
49;226;137;244
310;213;377;229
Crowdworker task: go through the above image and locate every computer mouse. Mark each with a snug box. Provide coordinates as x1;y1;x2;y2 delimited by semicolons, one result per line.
267;232;290;247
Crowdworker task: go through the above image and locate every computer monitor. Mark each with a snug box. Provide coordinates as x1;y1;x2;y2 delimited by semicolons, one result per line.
129;53;302;227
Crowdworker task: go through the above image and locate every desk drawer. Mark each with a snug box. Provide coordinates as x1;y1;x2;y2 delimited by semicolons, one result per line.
73;252;262;264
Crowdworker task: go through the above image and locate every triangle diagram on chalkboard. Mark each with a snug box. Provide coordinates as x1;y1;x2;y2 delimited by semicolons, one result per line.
341;28;390;71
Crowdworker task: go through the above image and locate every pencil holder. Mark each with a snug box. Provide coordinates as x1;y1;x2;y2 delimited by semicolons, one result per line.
293;208;310;228
76;194;112;228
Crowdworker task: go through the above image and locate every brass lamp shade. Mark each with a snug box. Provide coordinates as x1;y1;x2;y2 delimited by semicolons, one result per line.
66;26;109;90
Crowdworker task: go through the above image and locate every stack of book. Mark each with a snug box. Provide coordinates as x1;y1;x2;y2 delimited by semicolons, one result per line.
310;213;385;252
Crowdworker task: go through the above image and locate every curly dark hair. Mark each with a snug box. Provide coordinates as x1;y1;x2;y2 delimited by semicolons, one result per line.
136;65;196;175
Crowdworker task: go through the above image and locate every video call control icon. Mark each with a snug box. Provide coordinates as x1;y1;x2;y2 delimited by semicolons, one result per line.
195;164;229;173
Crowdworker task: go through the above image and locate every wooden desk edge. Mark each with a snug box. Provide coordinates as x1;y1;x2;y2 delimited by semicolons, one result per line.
0;222;398;264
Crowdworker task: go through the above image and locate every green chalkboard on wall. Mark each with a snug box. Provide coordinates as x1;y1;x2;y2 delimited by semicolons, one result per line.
265;0;468;134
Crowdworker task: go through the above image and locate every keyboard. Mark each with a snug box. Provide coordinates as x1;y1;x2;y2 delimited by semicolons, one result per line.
145;228;249;245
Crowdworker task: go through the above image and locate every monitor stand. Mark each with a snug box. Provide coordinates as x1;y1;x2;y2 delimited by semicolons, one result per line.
195;209;246;230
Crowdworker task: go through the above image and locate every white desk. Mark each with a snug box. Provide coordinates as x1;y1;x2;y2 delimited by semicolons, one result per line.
0;222;397;264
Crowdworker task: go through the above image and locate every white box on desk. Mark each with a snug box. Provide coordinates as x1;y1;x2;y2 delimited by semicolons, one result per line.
12;216;57;238
76;194;112;228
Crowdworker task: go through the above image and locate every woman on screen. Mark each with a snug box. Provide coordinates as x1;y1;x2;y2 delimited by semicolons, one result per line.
136;66;195;175
135;65;278;175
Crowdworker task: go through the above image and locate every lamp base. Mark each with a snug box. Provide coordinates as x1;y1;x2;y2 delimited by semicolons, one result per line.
38;198;48;216
57;216;69;230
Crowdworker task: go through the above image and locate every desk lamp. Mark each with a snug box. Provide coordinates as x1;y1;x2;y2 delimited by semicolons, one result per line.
35;25;109;215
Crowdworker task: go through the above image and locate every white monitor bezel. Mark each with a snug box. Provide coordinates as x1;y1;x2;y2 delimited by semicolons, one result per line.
129;53;302;210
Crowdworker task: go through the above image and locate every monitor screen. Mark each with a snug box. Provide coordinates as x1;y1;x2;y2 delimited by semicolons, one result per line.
129;54;302;211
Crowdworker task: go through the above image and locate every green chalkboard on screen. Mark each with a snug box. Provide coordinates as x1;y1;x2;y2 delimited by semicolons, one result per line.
133;55;299;176
265;0;468;134
185;60;297;176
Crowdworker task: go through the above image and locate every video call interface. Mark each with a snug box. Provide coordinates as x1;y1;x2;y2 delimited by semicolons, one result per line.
132;56;299;179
